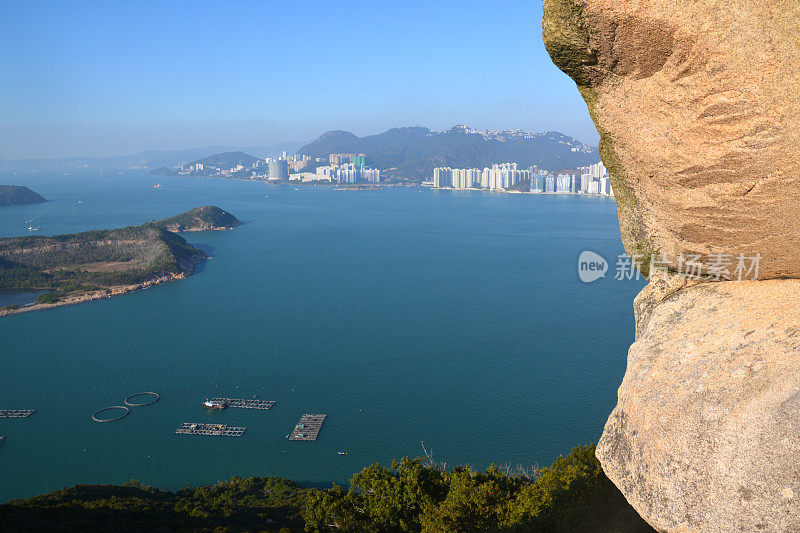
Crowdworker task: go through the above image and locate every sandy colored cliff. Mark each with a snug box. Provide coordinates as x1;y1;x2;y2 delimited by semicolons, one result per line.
544;1;800;531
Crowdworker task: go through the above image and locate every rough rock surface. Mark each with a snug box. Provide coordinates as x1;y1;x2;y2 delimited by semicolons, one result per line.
597;280;800;532
543;1;800;531
543;0;800;279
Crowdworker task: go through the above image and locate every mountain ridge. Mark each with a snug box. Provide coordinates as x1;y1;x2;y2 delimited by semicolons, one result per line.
297;126;599;180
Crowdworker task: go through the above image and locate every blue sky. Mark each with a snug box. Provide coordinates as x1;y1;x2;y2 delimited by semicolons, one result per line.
0;1;596;159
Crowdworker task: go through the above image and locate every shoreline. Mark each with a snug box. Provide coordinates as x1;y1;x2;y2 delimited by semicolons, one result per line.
0;255;206;317
157;174;613;197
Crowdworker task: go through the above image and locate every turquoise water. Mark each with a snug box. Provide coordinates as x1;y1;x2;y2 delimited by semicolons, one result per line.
0;173;643;502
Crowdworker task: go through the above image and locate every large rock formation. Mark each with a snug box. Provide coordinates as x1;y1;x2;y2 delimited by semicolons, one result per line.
543;1;800;531
603;279;800;532
543;0;800;279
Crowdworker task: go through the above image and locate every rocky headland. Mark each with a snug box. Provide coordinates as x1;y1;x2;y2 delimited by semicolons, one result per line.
0;185;47;206
0;206;240;316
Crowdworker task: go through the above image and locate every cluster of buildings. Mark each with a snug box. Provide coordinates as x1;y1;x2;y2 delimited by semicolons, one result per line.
176;150;381;184
530;162;612;195
179;152;312;180
255;152;311;178
313;162;380;183
433;163;531;190
291;153;380;184
431;161;614;197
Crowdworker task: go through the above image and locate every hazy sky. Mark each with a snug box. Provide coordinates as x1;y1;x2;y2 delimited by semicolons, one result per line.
0;1;597;159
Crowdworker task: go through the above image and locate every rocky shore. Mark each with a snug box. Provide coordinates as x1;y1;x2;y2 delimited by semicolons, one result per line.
0;271;190;317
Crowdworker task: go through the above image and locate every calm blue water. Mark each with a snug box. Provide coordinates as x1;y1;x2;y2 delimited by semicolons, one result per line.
0;172;643;502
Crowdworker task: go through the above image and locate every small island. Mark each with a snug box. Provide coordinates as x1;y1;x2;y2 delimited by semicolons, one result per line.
0;206;240;316
0;185;47;206
149;205;241;232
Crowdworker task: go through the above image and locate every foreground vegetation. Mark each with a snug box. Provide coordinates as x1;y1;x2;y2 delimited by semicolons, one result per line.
0;445;653;532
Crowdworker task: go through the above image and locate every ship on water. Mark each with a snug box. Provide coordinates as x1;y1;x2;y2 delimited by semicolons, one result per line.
202;399;228;410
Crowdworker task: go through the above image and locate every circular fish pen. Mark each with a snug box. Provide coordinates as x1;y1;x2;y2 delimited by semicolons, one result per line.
124;392;160;407
92;406;130;423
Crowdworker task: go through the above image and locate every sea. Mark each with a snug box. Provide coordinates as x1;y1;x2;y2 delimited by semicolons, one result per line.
0;172;644;502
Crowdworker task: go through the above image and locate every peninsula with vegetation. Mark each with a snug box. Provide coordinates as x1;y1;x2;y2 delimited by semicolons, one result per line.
0;206;240;316
0;185;47;206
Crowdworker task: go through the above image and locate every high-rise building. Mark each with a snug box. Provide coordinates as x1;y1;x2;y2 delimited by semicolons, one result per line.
268;159;289;180
545;174;556;193
556;173;571;193
433;167;451;188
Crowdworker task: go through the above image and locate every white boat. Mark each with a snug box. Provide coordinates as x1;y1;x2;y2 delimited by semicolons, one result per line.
203;399;228;410
27;226;41;231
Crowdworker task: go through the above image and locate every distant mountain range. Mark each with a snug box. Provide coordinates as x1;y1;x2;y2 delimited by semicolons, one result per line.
192;151;261;170
0;141;305;175
297;126;599;179
0;126;600;181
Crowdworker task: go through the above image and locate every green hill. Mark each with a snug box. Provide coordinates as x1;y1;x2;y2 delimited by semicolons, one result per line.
0;206;238;306
150;205;241;232
0;185;47;206
297;126;599;180
192;151;260;170
0;445;653;532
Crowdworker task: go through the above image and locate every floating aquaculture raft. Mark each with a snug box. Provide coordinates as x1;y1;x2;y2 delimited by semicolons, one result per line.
0;410;36;418
211;398;275;410
289;414;326;441
175;423;246;437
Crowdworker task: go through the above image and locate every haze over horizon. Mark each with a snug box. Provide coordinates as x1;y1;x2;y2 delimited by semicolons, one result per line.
0;0;598;160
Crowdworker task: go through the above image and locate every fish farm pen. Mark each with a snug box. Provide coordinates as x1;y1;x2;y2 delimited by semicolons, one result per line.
289;414;326;441
211;398;276;410
0;410;36;418
175;423;246;437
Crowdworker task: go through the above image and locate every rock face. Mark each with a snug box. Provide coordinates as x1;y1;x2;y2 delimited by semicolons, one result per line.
543;0;800;279
599;280;800;532
543;1;800;531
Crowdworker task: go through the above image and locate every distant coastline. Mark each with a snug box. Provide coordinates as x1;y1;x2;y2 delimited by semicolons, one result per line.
0;271;192;317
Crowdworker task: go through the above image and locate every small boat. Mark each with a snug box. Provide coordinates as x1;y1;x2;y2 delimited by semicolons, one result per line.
27;226;41;232
202;399;228;410
337;451;348;455
154;184;161;189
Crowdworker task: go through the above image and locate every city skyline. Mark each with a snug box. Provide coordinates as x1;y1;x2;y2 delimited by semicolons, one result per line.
433;160;614;196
